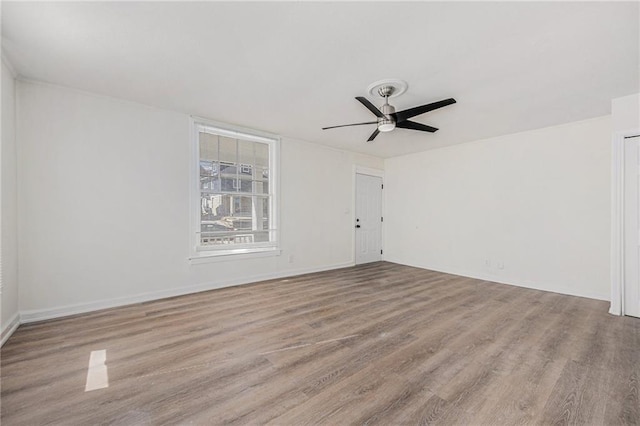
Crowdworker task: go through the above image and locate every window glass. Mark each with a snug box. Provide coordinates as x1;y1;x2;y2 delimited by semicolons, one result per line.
199;133;218;161
194;123;277;252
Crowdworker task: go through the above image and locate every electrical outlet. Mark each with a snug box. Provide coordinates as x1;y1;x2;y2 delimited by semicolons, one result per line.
288;255;294;263
497;261;504;270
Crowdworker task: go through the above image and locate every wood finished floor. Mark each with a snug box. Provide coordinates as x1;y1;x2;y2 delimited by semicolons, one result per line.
1;262;639;425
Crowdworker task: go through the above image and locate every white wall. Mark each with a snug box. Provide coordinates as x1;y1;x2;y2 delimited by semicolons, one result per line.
2;59;20;340
17;80;382;320
612;93;639;132
384;116;611;300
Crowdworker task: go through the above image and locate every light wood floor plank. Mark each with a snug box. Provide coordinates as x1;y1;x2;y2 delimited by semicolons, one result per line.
2;261;639;425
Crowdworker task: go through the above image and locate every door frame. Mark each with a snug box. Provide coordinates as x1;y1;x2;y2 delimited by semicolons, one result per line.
610;129;640;315
353;166;384;265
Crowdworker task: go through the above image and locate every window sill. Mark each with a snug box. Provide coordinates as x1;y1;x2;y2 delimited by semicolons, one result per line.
189;247;281;264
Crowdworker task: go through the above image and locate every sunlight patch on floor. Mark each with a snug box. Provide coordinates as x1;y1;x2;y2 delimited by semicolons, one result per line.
85;349;109;392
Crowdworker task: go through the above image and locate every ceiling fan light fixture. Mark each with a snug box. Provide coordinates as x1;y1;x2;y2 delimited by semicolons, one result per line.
378;118;396;132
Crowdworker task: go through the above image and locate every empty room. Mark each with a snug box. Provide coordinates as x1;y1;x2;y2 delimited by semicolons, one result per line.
1;1;639;424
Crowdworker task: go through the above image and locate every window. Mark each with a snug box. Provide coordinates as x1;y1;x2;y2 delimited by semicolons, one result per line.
191;119;279;258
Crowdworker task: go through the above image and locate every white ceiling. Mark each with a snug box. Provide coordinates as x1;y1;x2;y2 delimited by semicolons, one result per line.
2;2;638;158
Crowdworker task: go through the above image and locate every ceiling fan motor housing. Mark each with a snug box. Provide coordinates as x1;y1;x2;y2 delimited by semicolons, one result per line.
378;103;396;132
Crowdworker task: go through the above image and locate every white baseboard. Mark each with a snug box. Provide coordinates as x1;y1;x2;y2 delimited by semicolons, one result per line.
385;259;610;302
6;259;608;335
1;312;21;347
19;261;354;324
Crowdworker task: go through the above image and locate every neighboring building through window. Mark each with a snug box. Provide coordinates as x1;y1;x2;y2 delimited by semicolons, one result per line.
192;119;279;257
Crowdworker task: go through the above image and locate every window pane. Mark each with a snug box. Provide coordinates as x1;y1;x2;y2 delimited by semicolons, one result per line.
239;163;252;176
219;162;234;174
199;133;218;161
254;197;269;231
201;176;218;192
200;160;213;176
255;143;269;168
201;194;225;222
252;180;269;194
200;161;220;191
238;140;254;167
231;195;253;218
220;163;236;191
202;194;235;219
219;178;232;191
219;137;237;164
237;176;252;193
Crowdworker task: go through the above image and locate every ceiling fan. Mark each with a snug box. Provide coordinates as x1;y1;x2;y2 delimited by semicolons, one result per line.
322;84;456;142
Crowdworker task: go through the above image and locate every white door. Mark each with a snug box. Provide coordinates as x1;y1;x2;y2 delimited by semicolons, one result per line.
355;173;382;264
624;135;640;317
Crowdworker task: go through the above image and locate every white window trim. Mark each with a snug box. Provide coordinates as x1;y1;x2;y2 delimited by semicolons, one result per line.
189;117;280;263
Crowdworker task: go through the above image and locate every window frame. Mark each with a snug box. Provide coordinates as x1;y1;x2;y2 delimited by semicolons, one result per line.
189;117;280;261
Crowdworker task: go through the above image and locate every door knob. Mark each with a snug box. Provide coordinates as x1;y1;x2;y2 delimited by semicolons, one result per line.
356;224;361;228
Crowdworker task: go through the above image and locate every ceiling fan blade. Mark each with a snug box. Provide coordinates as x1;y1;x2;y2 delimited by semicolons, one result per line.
396;120;438;133
393;98;456;123
356;97;385;118
322;121;377;130
367;128;380;142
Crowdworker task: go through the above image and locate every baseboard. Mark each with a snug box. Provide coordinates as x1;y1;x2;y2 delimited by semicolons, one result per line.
385;259;610;302
1;312;21;347
19;261;355;324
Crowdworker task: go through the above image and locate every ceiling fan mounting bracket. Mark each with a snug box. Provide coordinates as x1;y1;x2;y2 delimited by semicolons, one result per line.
378;86;395;98
367;79;408;99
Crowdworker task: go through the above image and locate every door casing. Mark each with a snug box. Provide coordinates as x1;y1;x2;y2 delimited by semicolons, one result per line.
353;167;384;265
611;131;640;316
